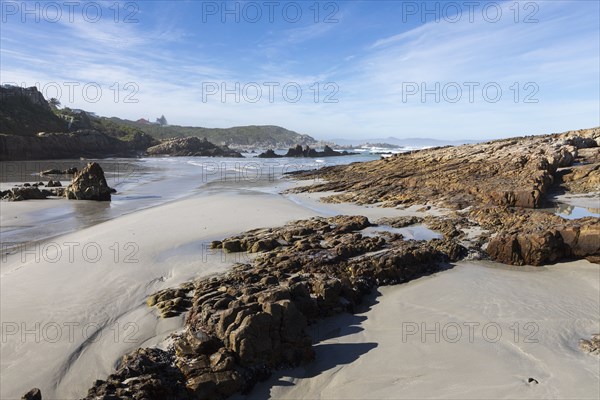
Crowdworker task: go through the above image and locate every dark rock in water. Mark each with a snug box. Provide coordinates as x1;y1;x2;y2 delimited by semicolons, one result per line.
46;180;61;187
21;388;42;400
3;187;47;201
23;183;30;187
41;187;65;197
258;145;357;158
40;167;77;176
65;162;112;201
257;149;279;158
146;137;243;158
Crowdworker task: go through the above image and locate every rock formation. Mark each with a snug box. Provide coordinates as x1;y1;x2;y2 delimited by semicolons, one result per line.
84;215;464;399
146;137;243;157
64;162;112;201
289;128;600;265
257;145;356;158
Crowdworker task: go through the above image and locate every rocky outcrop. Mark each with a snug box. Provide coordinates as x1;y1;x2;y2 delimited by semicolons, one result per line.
65;162;112;201
289;128;599;209
0;130;143;161
470;207;599;265
146;137;243;157
287;128;600;266
1;187;47;201
257;145;356;158
85;216;464;399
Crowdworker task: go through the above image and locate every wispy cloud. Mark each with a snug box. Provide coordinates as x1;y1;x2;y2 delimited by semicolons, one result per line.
1;0;598;140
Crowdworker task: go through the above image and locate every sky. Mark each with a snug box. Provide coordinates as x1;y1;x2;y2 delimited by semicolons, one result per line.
1;0;599;141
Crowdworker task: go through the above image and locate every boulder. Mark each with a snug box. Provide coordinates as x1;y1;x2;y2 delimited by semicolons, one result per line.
65;162;112;201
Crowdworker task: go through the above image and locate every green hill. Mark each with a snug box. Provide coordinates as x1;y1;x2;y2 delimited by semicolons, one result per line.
0;85;317;150
104;117;316;148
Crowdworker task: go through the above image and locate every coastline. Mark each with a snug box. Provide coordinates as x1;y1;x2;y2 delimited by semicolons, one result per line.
1;149;599;399
0;181;320;399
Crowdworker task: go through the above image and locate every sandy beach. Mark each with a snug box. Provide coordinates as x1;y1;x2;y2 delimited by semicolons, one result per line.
1;179;319;399
242;260;599;399
1;170;598;399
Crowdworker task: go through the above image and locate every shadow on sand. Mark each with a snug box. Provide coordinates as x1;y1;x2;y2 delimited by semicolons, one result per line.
232;263;456;399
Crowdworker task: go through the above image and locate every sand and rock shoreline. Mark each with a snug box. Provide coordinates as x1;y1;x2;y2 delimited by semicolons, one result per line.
3;128;599;400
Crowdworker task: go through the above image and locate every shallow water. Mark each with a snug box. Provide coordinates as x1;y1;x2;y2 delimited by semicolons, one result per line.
0;154;381;248
552;202;600;220
362;224;443;241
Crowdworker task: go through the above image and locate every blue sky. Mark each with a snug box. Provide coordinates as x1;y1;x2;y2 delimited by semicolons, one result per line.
1;0;599;140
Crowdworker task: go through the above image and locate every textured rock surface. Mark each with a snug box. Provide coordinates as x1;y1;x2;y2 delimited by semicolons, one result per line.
146;137;243;157
64;162;112;201
289;128;599;209
289;128;600;265
85;216;464;399
1;186;47;201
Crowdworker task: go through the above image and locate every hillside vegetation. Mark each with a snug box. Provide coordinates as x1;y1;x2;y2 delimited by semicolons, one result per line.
105;117;316;148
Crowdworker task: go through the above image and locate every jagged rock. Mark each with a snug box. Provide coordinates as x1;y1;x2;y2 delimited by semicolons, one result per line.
21;388;41;400
258;145;356;158
376;216;423;228
84;348;190;400
3;187;47;201
127;216;464;399
46;180;61;187
64;162;112;201
289;128;599;209
487;231;568;266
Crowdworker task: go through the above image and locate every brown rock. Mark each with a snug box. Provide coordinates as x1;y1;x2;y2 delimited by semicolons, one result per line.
65;162;112;201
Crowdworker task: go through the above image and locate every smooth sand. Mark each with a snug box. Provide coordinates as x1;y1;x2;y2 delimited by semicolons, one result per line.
1;184;599;399
1;187;320;399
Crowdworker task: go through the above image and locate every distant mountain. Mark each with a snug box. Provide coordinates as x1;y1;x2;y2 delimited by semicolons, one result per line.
330;136;481;148
105;117;317;149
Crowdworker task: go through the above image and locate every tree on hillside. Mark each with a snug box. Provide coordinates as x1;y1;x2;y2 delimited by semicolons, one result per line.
156;115;168;126
49;98;61;109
